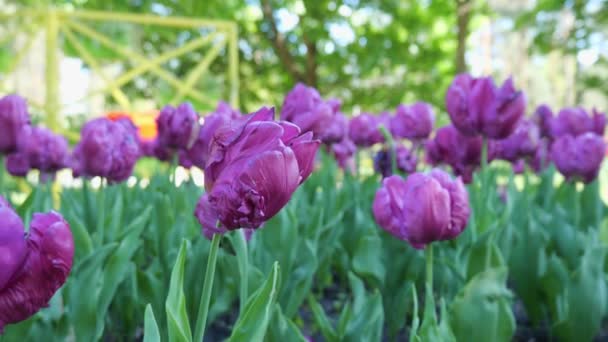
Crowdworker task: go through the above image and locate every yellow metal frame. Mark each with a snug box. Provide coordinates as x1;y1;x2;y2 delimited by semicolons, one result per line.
0;8;240;132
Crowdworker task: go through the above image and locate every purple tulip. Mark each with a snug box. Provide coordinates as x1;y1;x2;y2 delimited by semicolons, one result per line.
140;138;173;162
195;107;320;237
280;84;344;143
348;113;388;147
0;95;31;155
5;127;69;177
214;101;241;118
532;104;553;139
372;169;470;249
551;133;605;183
181;102;241;169
489;119;540;163
72;118;140;182
528;140;551;173
156;102;200;150
0;197;74;332
373;145;417;178
446;74;525;138
330;137;357;172
318;112;347;144
425;125;482;184
550;107;606;138
390;102;435;140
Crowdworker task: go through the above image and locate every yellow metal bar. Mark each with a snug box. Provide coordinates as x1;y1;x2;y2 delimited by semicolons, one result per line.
229;24;239;108
171;37;225;103
62;10;234;29
106;31;219;92
5;27;39;74
60;25;132;110
64;19;209;103
45;10;60;131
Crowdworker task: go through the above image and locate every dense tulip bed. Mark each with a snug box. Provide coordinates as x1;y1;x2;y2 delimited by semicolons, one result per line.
0;73;607;341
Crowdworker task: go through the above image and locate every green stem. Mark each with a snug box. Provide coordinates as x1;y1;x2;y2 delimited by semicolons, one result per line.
425;244;434;295
231;230;249;314
97;178;106;244
354;150;360;179
481;138;488;172
378;125;398;176
573;182;581;229
194;233;221;342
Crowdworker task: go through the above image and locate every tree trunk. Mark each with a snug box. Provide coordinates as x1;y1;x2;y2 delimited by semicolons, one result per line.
456;0;472;74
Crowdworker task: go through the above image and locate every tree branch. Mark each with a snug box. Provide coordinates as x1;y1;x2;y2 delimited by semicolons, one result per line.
260;0;304;81
303;33;318;87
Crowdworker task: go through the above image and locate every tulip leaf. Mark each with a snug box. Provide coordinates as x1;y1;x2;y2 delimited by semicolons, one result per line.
280;240;318;317
352;233;386;286
94;207;150;340
227;261;281;342
67;243;118;342
343;273;384;342
307;294;338;342
166;240;193;342
552;247;607;342
144;304;161;342
449;267;515;342
265;305;308;342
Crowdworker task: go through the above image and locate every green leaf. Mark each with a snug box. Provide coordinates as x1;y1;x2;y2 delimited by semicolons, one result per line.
144;304;161;342
166;240;193;342
265;305;308;342
67;243;118;342
449;268;515;342
344;273;384;342
94;208;150;340
552;247;607;341
307;295;338;342
352;233;386;286
227;262;281;342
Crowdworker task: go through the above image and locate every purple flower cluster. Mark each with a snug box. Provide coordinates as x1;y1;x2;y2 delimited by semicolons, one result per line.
6;127;69;178
0;196;74;332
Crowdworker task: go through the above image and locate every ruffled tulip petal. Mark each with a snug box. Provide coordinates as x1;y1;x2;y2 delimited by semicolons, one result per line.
0;204;26;291
0;211;73;333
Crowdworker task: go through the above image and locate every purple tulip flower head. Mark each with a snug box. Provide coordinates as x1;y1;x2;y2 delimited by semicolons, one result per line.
373;145;417;178
156;102;200;150
181;102;241;169
72;118;141;182
330;137;357;172
0;94;31;155
280;84;344;143
140;137;173;162
195;107;320;238
551;133;605;183
348;113;388;147
372;169;470;249
318;111;348;144
550;107;606;138
488;119;540;163
5;127;69;178
390;102;435;140
425;125;482;184
0;197;74;332
532;104;554;139
446;74;526;138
